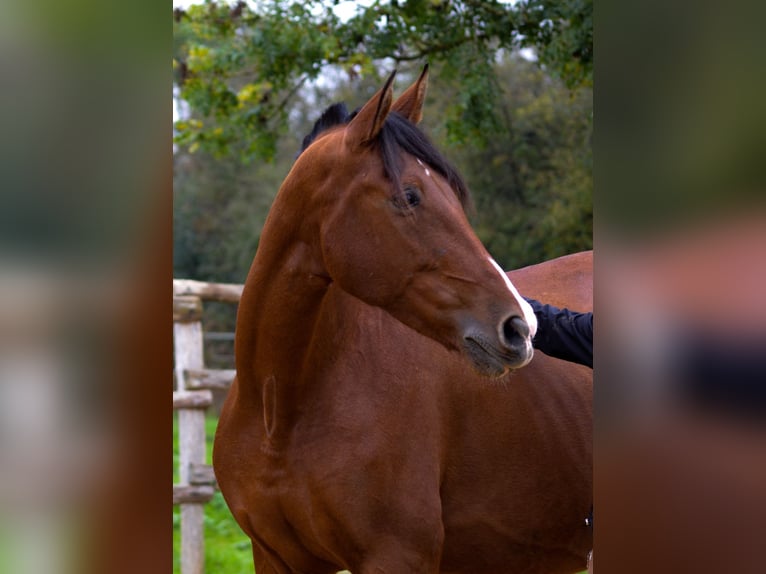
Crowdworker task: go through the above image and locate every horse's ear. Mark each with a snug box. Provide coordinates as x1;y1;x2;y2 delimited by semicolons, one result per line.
345;70;396;148
391;64;429;125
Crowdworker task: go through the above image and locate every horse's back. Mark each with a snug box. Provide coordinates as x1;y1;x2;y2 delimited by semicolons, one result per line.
509;250;593;311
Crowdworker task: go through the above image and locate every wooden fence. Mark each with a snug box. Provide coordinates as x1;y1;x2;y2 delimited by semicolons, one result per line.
173;279;243;574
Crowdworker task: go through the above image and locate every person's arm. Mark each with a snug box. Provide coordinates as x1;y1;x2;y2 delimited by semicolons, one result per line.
525;298;593;368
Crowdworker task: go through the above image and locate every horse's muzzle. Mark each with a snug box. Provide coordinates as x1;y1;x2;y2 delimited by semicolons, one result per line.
502;315;531;349
463;318;534;377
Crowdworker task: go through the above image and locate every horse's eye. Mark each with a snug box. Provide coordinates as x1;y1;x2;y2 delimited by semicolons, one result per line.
397;187;420;209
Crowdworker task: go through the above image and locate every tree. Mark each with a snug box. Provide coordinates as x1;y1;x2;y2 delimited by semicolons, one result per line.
172;0;592;288
173;0;592;162
431;54;592;268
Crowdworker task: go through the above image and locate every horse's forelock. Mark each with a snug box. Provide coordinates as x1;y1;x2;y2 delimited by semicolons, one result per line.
380;112;472;212
298;104;471;212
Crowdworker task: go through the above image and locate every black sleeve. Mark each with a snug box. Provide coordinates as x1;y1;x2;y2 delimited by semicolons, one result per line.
525;298;593;368
674;331;766;421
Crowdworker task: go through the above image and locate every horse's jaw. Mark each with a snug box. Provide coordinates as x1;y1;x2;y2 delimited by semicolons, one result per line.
462;332;534;378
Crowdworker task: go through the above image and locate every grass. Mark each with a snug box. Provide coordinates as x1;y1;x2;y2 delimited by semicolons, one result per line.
173;415;588;574
173;414;253;574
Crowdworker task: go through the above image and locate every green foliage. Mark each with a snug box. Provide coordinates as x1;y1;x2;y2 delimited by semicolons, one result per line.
173;142;290;284
173;0;592;162
173;1;592;283
515;0;593;90
174;55;591;283
173;0;346;160
444;55;592;267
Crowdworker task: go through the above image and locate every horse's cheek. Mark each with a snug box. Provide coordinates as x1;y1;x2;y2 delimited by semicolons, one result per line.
320;215;392;305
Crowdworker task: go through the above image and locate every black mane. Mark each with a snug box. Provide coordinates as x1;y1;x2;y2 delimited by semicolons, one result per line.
299;102;351;153
298;103;471;211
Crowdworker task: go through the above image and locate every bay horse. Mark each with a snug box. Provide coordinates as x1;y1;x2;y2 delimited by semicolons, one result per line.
214;66;593;574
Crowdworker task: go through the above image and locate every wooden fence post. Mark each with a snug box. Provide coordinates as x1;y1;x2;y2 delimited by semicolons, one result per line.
174;295;209;574
172;280;241;574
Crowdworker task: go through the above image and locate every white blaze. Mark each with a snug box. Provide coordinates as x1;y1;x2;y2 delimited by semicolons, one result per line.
488;257;538;338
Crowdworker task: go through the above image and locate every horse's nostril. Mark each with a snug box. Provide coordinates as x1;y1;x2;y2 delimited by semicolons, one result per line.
502;315;530;347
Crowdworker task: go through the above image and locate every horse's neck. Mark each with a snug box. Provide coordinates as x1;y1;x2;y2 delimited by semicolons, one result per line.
233;236;330;435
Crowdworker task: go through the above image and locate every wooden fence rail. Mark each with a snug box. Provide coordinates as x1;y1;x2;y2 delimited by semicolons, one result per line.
173;279;242;574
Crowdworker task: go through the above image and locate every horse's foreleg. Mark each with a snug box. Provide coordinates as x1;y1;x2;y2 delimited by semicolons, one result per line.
356;553;441;574
354;532;444;574
251;540;294;574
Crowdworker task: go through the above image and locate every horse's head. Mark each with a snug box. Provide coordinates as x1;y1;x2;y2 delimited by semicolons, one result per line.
288;66;537;377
